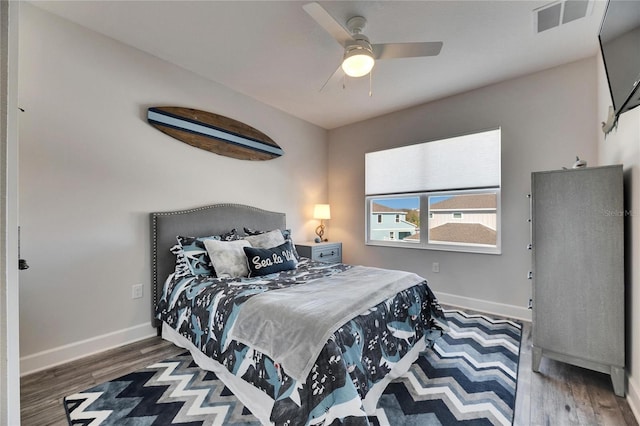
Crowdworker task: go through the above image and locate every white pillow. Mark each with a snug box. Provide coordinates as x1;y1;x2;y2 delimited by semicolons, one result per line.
204;239;251;278
243;229;285;248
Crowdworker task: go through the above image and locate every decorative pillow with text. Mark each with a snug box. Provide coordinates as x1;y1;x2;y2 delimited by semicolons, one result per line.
243;240;298;277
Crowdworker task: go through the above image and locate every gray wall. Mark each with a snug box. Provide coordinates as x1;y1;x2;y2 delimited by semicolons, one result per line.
327;58;598;320
18;4;328;373
597;52;640;418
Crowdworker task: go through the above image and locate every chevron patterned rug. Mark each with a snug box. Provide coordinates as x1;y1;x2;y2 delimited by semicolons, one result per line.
64;310;521;425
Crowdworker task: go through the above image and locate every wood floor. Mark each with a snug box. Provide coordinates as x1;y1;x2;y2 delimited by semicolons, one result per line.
20;338;185;426
517;321;637;426
20;320;638;426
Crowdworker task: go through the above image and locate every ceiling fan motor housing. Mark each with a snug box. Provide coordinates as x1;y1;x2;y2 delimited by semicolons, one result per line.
346;16;367;34
344;34;373;56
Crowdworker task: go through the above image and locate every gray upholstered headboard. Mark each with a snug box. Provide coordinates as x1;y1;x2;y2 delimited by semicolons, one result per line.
150;203;286;327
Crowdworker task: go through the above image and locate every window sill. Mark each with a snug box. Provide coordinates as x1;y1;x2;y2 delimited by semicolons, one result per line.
365;240;502;255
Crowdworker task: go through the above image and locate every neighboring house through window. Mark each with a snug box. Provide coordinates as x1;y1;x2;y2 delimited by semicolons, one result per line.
428;193;497;247
369;200;419;242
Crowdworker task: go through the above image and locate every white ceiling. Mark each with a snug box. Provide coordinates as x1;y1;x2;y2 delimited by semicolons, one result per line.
30;0;608;130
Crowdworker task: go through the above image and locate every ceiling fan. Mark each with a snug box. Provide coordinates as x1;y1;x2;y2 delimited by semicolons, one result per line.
303;2;443;90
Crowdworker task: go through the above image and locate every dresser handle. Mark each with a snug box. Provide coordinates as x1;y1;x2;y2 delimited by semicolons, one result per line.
319;250;336;258
527;271;533;279
527;244;532;250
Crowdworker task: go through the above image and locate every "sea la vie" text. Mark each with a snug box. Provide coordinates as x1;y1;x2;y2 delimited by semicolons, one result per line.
251;249;296;270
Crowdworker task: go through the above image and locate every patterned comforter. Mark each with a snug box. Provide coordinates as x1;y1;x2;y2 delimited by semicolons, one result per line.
156;259;444;425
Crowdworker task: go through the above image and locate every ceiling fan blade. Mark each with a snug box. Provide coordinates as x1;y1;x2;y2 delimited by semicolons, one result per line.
372;42;443;60
303;2;353;46
318;65;344;92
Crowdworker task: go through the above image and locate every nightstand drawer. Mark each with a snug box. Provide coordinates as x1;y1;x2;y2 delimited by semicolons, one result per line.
296;242;342;264
315;246;341;263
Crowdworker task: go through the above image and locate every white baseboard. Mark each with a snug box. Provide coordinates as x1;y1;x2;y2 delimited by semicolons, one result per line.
20;323;157;376
628;377;640;423
435;291;532;322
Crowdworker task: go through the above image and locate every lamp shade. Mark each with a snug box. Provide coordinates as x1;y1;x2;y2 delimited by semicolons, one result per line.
313;204;331;220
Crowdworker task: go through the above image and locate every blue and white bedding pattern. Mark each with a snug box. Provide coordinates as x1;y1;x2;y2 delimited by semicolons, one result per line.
156;259;445;425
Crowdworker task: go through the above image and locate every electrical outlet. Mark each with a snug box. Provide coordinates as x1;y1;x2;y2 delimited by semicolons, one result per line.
432;262;440;273
132;284;143;299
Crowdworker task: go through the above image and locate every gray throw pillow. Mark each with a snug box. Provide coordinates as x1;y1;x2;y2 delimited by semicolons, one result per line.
204;239;251;278
243;229;285;248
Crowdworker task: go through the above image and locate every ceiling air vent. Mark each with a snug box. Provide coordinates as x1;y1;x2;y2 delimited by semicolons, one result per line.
534;0;593;33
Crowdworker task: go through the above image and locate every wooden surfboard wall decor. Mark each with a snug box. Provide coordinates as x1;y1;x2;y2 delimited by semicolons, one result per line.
147;106;283;161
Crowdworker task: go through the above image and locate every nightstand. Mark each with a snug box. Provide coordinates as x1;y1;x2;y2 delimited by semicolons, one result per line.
296;241;342;264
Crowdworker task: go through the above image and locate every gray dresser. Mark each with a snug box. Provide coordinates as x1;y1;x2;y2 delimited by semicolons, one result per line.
530;165;625;397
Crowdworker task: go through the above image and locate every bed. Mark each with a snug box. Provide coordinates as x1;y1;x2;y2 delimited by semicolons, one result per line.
151;203;445;425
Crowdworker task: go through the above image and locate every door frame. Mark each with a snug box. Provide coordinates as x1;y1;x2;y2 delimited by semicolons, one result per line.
1;0;21;423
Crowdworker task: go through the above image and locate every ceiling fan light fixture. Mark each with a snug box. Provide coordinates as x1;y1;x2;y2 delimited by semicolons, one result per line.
342;44;375;78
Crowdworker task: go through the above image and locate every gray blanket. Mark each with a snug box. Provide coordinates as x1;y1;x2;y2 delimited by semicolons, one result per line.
227;265;426;382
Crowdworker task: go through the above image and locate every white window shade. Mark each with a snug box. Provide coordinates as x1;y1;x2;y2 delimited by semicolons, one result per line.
365;128;501;195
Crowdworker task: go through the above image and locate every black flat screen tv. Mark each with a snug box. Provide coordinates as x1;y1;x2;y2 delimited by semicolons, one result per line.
598;0;640;117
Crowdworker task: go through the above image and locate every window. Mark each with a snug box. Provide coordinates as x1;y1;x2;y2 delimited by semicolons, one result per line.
365;128;501;254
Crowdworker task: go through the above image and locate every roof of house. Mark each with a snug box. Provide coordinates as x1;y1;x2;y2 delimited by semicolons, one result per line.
429;223;497;245
430;194;496;210
404;231;420;241
371;203;406;213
